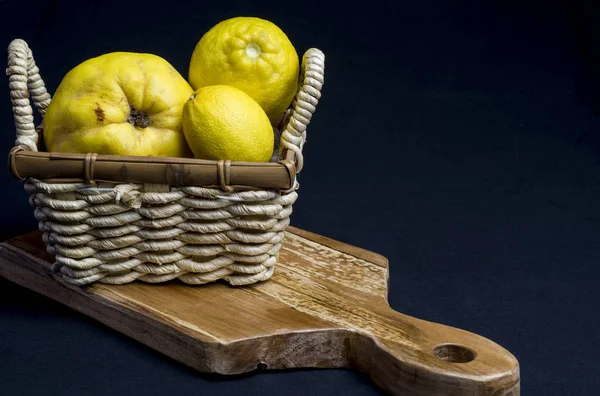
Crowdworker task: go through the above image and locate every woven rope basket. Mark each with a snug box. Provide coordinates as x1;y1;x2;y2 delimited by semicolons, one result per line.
7;39;325;286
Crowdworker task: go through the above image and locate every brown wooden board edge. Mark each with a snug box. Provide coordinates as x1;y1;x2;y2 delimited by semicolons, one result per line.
8;147;297;190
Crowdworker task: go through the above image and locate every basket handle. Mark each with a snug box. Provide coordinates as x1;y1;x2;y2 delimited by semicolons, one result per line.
7;39;51;152
279;48;325;173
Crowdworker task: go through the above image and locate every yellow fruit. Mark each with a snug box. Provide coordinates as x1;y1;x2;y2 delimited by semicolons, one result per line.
182;85;274;162
43;52;194;157
188;17;299;125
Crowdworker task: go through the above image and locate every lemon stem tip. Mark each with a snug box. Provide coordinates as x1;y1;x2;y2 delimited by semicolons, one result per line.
245;42;262;59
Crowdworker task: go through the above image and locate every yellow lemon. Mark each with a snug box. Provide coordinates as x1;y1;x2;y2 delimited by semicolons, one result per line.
182;85;274;162
188;17;299;125
43;52;194;157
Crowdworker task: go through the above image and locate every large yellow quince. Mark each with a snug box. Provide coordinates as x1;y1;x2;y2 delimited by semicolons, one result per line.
43;52;194;157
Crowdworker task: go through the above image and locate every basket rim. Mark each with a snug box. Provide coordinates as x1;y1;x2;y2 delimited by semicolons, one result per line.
9;146;297;190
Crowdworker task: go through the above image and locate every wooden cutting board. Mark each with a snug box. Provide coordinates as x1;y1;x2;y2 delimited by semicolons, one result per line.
0;227;520;395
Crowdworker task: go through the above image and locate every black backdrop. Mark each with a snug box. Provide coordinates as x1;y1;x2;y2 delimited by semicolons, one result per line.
1;0;599;395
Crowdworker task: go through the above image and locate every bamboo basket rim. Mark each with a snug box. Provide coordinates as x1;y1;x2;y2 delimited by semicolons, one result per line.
9;132;297;190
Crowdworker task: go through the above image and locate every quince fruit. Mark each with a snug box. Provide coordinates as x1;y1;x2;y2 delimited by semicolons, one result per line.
43;52;193;157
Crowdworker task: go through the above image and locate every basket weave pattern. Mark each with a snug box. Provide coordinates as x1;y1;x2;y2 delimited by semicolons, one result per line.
7;39;324;286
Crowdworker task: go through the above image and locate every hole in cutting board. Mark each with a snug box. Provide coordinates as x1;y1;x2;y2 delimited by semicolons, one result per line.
256;362;268;371
433;344;476;363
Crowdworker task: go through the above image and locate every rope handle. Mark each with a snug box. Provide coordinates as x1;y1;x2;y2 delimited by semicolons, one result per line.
7;39;51;152
279;48;325;173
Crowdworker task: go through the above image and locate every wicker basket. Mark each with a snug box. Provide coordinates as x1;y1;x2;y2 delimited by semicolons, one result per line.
6;39;325;286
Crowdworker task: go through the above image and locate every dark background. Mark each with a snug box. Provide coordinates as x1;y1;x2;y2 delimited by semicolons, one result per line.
1;0;599;394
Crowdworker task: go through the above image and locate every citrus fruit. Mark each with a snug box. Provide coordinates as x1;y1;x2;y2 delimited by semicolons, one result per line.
188;17;299;124
182;85;274;162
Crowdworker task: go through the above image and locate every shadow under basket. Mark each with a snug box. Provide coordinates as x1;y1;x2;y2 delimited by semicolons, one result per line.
6;39;325;286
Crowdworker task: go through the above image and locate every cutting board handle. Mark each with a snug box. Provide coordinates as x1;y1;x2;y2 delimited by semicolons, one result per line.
350;304;520;395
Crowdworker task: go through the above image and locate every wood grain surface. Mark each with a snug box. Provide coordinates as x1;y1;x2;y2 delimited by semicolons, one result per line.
0;228;520;395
